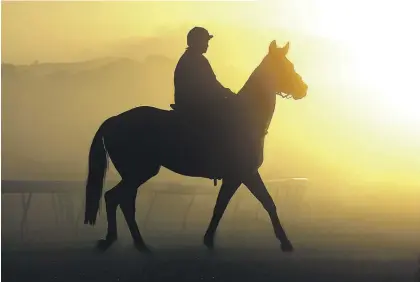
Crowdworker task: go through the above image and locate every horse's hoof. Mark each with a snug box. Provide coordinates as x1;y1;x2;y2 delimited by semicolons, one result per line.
203;235;214;250
280;241;294;252
134;242;152;254
96;238;116;252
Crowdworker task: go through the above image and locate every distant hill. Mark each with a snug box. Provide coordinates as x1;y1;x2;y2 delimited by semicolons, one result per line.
1;55;178;180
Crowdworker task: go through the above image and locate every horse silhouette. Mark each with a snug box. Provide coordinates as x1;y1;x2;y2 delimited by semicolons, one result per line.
84;40;308;252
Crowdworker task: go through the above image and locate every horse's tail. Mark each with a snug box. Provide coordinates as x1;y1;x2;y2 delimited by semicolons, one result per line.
84;120;109;225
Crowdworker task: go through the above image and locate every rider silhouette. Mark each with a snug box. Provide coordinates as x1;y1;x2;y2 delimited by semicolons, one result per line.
171;27;241;182
172;27;235;115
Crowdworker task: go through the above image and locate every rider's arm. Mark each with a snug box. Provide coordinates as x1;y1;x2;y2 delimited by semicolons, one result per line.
198;57;235;98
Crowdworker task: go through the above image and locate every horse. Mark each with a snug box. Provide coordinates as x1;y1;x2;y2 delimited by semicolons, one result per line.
84;40;308;253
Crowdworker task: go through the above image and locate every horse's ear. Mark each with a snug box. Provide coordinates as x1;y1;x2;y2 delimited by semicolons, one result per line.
281;42;290;55
269;40;277;53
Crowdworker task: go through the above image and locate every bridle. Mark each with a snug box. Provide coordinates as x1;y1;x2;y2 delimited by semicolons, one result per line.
278;92;293;99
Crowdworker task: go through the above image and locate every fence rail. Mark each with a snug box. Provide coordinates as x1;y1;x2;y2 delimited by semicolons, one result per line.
1;179;308;242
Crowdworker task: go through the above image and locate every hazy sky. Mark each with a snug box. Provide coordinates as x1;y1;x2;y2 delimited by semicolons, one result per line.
1;1;307;63
1;0;371;63
2;0;418;63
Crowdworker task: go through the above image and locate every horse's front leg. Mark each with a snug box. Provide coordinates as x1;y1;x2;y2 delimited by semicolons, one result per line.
243;172;293;252
204;178;242;249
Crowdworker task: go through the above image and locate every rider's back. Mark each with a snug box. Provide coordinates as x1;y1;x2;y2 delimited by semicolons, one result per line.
174;49;217;111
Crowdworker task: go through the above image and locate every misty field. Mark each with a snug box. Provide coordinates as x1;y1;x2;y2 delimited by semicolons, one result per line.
2;180;420;281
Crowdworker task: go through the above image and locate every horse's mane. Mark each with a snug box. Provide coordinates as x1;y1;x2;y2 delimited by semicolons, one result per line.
237;56;268;97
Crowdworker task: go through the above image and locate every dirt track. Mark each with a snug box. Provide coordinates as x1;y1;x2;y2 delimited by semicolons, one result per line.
3;243;419;282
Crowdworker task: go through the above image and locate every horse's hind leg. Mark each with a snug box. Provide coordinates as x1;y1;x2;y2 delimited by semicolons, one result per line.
243;172;293;252
96;181;123;251
204;178;242;249
98;173;156;252
119;177;154;253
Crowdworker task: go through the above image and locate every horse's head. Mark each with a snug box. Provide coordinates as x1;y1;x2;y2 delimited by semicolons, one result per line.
236;40;308;138
263;40;308;100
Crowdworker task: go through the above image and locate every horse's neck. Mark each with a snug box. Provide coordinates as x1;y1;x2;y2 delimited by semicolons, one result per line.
237;63;276;134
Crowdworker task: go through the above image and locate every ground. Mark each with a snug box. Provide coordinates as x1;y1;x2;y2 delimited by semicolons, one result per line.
3;241;419;282
2;180;420;282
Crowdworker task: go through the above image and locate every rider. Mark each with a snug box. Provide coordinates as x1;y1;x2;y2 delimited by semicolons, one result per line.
172;27;235;117
172;27;241;181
